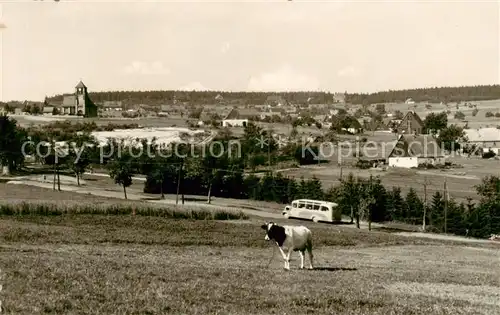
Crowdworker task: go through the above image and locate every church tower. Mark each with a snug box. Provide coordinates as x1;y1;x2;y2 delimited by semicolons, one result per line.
75;80;87;116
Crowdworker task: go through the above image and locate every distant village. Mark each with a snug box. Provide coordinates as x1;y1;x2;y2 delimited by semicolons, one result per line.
2;81;500;170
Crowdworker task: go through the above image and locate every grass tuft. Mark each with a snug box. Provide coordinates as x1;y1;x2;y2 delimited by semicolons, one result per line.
0;202;248;220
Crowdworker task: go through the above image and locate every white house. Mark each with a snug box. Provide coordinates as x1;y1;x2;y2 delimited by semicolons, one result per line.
387;134;446;168
463;128;500;155
405;98;415;105
222;108;248;127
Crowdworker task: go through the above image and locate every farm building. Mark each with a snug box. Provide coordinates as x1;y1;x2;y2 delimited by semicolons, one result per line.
222;108;249;127
265;95;287;106
358;140;398;167
394;111;424;135
463;128;500;154
101;101;123;111
387;134;446;168
405;98;415;104
332;92;345;103
43;106;55;115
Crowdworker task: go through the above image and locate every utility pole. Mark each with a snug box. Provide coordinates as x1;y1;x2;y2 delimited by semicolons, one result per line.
57;164;61;191
444;178;448;234
52;140;56;191
53;159;56;190
176;161;182;205
267;129;271;170
181;159;185;205
422;177;430;232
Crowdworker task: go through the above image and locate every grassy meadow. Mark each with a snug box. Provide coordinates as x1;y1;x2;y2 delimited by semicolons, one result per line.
0;194;499;314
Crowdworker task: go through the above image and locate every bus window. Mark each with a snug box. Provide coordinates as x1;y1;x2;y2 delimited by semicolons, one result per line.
298;202;305;208
292;202;298;208
320;206;329;211
313;204;320;210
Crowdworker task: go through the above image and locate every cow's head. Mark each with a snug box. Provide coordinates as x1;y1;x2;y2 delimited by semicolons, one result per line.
261;222;286;246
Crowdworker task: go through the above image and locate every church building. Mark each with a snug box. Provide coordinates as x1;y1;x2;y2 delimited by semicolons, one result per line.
59;81;98;117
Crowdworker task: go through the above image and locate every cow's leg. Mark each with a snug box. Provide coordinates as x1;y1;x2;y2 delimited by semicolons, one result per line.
306;240;314;270
278;247;289;270
307;249;314;269
285;248;293;270
299;250;305;269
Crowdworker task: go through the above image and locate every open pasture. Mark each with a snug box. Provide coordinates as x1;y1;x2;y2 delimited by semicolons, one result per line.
10;114;190;129
0;213;499;314
279;156;500;202
382;99;500;129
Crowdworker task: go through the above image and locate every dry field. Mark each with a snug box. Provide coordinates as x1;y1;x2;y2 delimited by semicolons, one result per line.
0;212;499;314
11;114;189;128
279;156;500;202
0;182;142;206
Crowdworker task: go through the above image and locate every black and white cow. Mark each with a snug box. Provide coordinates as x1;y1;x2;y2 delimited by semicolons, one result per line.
261;222;314;270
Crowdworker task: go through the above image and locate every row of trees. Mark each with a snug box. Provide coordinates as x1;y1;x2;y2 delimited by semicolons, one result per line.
43;85;500;108
346;85;500;105
47;91;337;107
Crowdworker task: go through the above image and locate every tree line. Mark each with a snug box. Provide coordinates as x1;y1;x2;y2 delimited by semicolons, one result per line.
346;85;500;105
41;85;500;108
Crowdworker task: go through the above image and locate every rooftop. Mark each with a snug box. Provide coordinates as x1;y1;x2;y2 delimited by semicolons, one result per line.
464;128;500;143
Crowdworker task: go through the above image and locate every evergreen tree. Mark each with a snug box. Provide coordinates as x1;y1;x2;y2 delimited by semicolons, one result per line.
430;191;445;231
286;177;299;203
405;188;424;225
389;187;405;221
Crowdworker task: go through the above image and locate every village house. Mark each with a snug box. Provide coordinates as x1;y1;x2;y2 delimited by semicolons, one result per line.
359;140;398;167
215;94;224;102
43;106;55;115
222;108;261;127
387;134;446;168
332;93;346;103
157;105;170;117
394;111;424;135
462;128;500;155
405;98;415;105
265;95;287;107
222;108;248;127
101;101;123;111
260;107;285;120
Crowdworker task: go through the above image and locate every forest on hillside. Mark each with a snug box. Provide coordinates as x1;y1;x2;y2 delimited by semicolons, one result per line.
43;84;500;107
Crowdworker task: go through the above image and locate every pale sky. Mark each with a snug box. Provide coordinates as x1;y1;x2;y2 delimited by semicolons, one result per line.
0;0;499;101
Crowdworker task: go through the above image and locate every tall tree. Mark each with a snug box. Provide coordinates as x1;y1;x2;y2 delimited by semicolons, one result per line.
0;115;26;175
108;155;134;199
405;188;424;225
423;112;448;134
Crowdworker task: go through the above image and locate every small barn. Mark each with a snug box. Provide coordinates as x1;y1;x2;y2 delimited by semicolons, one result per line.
222;108;248;127
463;128;500;155
387;134;446;168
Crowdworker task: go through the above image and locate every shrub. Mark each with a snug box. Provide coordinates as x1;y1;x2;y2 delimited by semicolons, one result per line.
482;151;496;159
485;112;494;118
454;111;465;120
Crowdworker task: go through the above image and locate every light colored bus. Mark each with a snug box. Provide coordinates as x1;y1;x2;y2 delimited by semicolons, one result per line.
282;199;341;223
